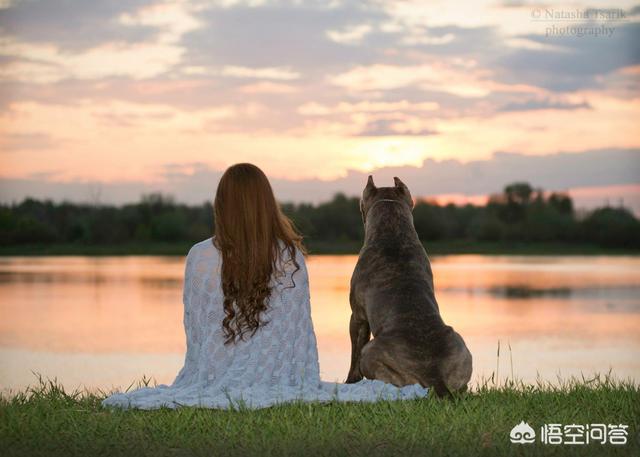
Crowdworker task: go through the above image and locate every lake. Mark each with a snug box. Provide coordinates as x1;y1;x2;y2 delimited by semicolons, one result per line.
1;254;639;395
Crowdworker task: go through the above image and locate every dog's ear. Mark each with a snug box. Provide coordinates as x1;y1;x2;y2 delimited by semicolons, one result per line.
394;176;413;208
394;176;408;191
364;175;377;194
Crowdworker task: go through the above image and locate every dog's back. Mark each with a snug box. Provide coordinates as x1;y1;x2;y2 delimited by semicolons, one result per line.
346;176;472;395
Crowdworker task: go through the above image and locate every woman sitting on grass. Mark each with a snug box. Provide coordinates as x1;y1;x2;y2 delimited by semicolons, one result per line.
102;163;428;409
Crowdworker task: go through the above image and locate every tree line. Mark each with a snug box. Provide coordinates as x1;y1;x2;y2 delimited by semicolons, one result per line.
0;182;638;249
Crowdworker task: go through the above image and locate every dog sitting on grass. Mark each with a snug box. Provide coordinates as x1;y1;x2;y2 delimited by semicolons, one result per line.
345;176;472;397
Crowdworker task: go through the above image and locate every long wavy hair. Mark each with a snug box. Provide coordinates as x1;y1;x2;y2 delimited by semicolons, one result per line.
213;163;305;344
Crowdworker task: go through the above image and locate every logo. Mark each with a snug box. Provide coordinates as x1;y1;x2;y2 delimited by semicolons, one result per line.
510;421;536;444
509;422;629;446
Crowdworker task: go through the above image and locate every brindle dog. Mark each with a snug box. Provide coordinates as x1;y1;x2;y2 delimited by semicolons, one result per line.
345;176;472;396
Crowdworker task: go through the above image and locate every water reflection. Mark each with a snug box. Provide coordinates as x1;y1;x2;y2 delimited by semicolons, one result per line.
0;255;638;393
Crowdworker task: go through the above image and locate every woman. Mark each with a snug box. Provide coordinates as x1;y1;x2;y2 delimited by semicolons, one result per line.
102;163;428;409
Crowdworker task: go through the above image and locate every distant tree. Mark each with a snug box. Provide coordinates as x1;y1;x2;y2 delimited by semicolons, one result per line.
0;183;637;249
0;208;16;245
504;182;534;206
580;207;640;248
151;211;187;242
413;202;447;240
548;192;574;216
309;193;363;242
489;182;535;225
523;204;575;242
468;214;505;241
15;217;59;243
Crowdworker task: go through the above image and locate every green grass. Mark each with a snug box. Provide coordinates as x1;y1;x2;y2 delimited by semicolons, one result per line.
0;240;636;256
1;373;638;457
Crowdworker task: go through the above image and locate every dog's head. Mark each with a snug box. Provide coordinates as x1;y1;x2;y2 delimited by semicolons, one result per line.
360;175;414;223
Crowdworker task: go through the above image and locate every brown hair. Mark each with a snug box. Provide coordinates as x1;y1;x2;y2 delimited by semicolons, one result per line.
213;163;305;344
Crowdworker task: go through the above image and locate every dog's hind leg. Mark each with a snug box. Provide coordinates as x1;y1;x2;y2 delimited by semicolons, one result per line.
359;337;422;387
346;313;370;383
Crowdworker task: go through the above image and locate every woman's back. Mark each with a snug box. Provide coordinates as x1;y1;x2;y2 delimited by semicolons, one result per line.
174;238;321;393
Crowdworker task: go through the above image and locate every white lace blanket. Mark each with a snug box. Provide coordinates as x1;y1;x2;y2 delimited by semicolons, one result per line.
102;238;428;409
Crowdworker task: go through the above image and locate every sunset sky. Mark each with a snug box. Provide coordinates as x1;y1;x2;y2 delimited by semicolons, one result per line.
0;0;639;211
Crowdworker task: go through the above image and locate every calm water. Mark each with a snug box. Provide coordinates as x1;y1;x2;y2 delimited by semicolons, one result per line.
1;255;639;394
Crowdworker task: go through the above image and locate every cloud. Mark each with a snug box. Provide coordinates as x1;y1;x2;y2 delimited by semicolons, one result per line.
220;65;300;80
393;24;501;56
496;22;640;91
27;170;62;180
158;161;214;181
326;24;373;45
178;1;389;72
1;0;637;134
328;62;540;98
2;148;637;206
499;97;591;112
0;0;159;52
356;118;438;136
0;1;204;84
239;81;298;94
0;131;60;151
298;100;439;115
0;39;184;82
0;0;638;197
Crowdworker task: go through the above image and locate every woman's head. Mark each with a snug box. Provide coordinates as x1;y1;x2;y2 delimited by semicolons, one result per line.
213;163;305;344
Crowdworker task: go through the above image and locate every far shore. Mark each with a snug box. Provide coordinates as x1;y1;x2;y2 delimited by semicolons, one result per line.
0;241;637;256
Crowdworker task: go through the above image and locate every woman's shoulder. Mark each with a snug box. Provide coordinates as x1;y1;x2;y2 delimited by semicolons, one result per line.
186;237;216;259
187;237;303;263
